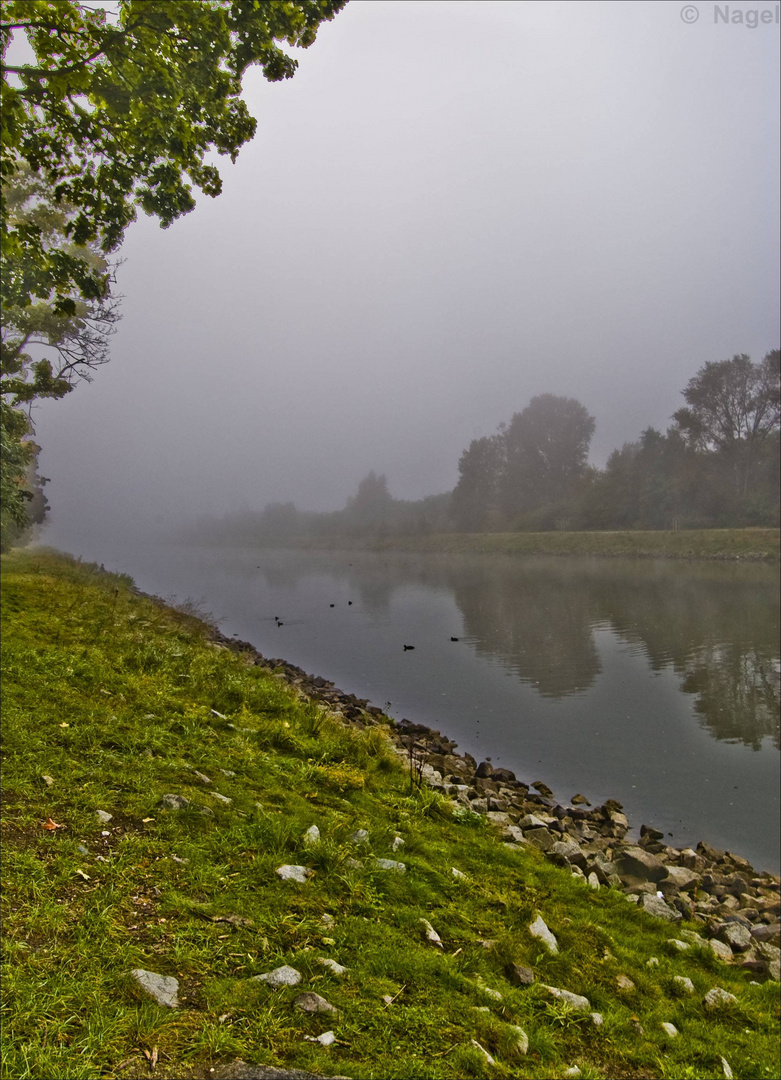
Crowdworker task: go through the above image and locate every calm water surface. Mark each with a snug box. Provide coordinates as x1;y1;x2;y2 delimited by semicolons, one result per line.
91;544;779;874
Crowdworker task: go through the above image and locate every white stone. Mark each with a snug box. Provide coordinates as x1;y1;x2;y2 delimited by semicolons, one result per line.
668;938;690;951
317;957;348;976
374;858;406;872
350;829;369;845
587;872;600;890
590;1012;604;1027
543;985;590;1010
391;835;405;851
673;976;695;994
420;919;443;948
660;1022;679;1037
254;965;301;988
529;914;558;954
211;792;232;804
563;1068;582;1078
721;1057;734;1079
470;1040;494;1066
96;809;112;823
276;864;310;883
130;969;179;1008
704;987;738;1011
646;957;659;967
506;1025;529;1054
451;867;467;880
303;825;320;845
305;1031;336;1047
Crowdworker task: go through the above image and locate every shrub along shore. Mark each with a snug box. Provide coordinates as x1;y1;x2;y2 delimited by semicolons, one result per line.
285;528;781;561
2;549;779;1080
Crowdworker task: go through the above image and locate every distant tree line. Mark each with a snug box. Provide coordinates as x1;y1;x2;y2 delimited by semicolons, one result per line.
453;352;780;533
186;350;779;547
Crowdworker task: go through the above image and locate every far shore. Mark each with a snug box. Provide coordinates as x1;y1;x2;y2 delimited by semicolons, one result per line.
230;527;781;562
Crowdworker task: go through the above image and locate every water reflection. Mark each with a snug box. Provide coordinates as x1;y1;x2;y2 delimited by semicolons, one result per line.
247;552;779;750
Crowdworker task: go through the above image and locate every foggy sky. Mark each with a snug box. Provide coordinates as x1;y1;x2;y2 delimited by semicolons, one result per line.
29;0;780;553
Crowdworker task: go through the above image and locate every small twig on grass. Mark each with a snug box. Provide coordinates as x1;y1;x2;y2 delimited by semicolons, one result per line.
432;1044;457;1058
382;983;407;1008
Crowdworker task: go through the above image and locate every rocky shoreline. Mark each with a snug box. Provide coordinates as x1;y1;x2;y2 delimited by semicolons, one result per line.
200;623;780;980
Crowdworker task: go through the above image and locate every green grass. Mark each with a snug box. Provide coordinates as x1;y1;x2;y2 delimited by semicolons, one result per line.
2;548;779;1080
292;528;780;561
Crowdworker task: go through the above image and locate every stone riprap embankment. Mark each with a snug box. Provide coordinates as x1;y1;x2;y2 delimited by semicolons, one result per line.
202;626;781;980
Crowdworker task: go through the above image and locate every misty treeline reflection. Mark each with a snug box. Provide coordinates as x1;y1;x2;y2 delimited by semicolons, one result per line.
250;554;779;751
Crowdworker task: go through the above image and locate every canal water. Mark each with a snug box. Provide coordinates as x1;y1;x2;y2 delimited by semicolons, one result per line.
76;544;780;874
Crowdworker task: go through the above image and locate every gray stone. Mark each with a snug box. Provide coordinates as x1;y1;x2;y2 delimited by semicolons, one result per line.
193;770;212;784
211;791;232;804
303;825;320;846
390;835;405;852
709;938;734;963
751;922;780;943
350;829;369;845
374;858;406;873
276;864;310;883
639;893;681;922
673;976;695;994
518;813;554;829
619;846;669;882
590;1012;604;1027
542;985;590;1010
660;1022;679;1037
96;809;113;823
294;991;338;1014
486;811;512;827
130;968;179;1008
507;963;535;986
211;1062;348;1080
502;825;527;844
703;987;738;1011
668;939;690;951
587;872;600;890
525;827;555;852
616;974;635;992
663;864;700;891
563;1068;582;1079
719;922;753;952
529;914;558;954
550;839;587;869
254;965;302;988
160;793;189;810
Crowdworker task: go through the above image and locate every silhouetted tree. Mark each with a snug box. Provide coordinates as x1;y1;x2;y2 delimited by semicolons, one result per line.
673;351;780;501
451;434;504;531
501;394;595;520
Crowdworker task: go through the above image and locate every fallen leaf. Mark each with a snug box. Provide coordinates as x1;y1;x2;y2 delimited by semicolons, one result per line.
75;869;90;881
59;722;69;728
142;817;155;823
41;774;55;786
42;818;64;830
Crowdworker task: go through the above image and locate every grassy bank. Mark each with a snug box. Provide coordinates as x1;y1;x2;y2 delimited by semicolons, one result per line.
1;549;779;1080
290;529;780;561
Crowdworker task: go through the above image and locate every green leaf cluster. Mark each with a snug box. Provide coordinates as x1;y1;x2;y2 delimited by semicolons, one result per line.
1;0;347;308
